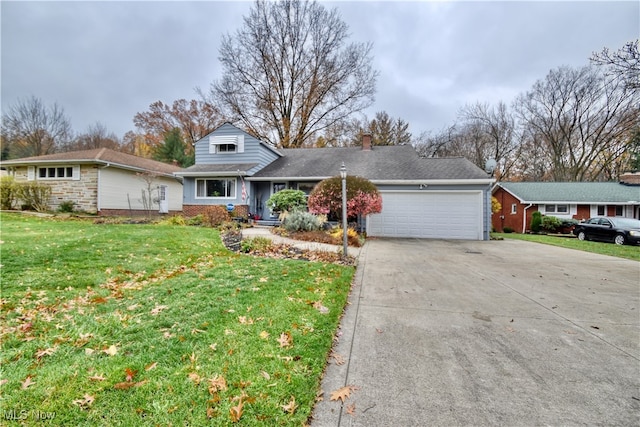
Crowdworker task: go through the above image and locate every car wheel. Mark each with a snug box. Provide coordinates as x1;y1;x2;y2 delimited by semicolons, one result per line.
577;231;586;241
614;234;626;245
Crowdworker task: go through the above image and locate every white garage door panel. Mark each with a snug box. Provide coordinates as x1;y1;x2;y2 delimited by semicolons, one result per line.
367;192;483;240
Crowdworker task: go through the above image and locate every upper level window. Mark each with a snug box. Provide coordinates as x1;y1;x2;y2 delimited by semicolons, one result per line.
38;166;74;179
217;144;236;153
209;135;244;154
196;178;236;198
511;204;517;214
545;204;568;214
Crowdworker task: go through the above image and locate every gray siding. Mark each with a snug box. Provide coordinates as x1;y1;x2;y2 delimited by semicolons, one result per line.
194;123;280;170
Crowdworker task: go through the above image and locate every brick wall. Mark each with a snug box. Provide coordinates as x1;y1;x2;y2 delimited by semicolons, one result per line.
183;204;249;218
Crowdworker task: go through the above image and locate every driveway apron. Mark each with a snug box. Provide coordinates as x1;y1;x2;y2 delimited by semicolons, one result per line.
312;238;640;426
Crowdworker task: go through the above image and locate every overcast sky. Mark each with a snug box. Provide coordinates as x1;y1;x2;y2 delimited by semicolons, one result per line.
1;1;638;142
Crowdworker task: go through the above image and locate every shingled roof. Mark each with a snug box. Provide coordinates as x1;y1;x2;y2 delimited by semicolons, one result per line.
1;148;181;176
250;145;489;182
496;182;640;203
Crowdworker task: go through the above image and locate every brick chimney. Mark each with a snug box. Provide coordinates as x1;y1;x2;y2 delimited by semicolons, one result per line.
620;172;640;185
362;133;372;151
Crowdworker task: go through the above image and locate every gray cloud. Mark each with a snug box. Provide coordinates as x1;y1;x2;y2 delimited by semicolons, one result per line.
2;1;638;140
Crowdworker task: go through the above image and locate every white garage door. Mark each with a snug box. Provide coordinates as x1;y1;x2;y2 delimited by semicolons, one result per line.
367;191;484;240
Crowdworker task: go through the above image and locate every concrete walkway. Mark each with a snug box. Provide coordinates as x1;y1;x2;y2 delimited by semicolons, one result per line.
241;226;362;258
311;238;639;426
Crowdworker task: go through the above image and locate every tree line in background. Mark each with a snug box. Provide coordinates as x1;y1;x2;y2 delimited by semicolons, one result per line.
415;45;639;182
1;0;637;181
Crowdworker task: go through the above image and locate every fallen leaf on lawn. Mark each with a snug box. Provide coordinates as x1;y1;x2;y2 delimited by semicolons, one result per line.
145;362;157;371
127;303;140;311
163;331;174;339
191;328;205;335
207;406;218;419
73;393;95;410
114;382;136;390
102;345;118;356
260;371;271;380
259;277;268;282
0;379;8;387
238;316;254;325
229;396;244;422
281;395;298;414
188;372;202;385
313;301;330;314
208;375;228;394
259;331;270;339
346;402;356;415
125;368;137;382
330;385;358;403
89;374;106;381
85;348;96;356
277;332;292;348
150;305;168;316
35;346;57;361
209;343;218;351
21;376;36;389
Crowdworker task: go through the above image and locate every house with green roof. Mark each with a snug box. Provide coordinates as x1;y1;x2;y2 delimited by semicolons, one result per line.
492;179;640;233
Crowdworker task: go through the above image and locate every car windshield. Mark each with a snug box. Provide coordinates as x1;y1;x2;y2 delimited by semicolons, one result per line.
612;218;640;228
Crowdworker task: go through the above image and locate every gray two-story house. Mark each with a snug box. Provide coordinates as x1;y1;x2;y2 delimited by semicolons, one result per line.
175;123;494;240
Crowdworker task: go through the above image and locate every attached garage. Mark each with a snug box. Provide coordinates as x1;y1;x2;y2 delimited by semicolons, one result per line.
367;191;485;240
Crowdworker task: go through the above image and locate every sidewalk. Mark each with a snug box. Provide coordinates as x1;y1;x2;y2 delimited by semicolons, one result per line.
241;226;362;258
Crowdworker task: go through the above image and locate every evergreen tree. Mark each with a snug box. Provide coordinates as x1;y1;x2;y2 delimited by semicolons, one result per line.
152;128;193;167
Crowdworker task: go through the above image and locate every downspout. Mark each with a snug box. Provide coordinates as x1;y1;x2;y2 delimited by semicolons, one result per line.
522;204;533;233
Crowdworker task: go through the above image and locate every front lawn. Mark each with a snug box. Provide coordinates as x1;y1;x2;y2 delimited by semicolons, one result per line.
0;212;354;425
493;232;640;261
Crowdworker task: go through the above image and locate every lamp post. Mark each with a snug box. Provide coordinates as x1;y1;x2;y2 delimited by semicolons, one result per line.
340;163;348;259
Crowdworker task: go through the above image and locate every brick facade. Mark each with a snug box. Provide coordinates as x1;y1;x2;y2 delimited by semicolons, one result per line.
183;204;249;218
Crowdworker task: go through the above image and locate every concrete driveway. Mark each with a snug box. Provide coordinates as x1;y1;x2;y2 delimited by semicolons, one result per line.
312;238;640;426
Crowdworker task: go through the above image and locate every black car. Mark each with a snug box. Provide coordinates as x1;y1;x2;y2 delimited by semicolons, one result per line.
573;216;640;245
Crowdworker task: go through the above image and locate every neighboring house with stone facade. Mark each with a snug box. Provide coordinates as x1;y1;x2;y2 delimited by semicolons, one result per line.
1;148;182;215
176;122;494;240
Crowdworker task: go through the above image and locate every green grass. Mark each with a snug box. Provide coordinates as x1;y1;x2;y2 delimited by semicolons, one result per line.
493;232;640;261
0;212;355;425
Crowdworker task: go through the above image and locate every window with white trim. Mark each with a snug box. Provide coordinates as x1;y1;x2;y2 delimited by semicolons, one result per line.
615;206;623;216
209;135;244;154
196;178;236;198
545;204;568;214
511;203;517;214
38;166;74;179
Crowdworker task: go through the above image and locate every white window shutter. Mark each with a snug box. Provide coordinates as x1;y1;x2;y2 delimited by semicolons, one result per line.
72;165;81;180
27;166;35;181
209;135;216;154
237;135;244;153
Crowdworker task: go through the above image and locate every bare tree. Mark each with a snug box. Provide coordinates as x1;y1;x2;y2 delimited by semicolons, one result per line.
1;96;72;158
591;40;639;90
458;102;521;179
212;0;377;148
66;122;121;151
514;65;639;181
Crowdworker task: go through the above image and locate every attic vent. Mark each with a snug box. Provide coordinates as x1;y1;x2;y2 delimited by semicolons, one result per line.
209;135;244;154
